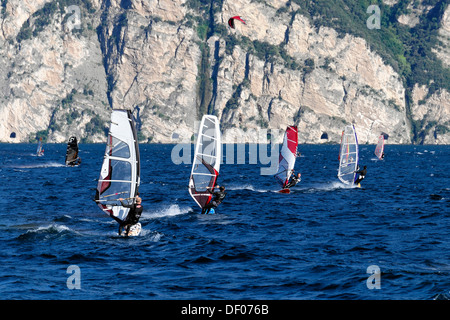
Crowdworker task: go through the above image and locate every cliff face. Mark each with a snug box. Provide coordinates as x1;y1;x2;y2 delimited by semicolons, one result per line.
0;0;448;144
0;0;110;143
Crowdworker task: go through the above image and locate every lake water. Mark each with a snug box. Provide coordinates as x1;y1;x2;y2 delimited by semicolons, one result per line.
0;143;449;302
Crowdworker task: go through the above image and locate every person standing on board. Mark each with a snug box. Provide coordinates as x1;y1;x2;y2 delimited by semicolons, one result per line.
354;166;367;185
202;186;226;214
118;196;143;236
285;171;301;189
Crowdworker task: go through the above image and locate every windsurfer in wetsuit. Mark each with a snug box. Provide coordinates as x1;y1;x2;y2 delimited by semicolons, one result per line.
68;156;81;166
285;172;301;189
118;196;143;235
355;166;367;185
202;186;226;214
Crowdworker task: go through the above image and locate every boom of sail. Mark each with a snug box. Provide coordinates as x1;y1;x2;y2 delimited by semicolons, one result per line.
189;115;221;210
95;110;140;223
338;125;359;185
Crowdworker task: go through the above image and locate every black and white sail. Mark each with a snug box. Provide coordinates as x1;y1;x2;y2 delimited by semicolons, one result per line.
65;136;80;166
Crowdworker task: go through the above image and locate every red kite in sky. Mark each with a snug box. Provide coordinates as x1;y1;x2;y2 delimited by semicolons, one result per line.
228;16;246;29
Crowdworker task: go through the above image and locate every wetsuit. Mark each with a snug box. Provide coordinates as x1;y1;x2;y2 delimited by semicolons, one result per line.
355;167;367;184
285;175;300;188
202;189;226;214
119;200;143;235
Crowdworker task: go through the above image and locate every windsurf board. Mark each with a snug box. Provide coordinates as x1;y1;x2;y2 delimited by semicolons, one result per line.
120;223;141;237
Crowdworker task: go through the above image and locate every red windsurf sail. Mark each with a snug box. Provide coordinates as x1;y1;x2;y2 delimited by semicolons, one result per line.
274;126;298;188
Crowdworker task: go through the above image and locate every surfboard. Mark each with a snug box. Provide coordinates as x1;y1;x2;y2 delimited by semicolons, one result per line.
95;109;141;234
277;188;291;194
120;223;141;237
203;208;215;214
274;125;298;193
189;115;221;214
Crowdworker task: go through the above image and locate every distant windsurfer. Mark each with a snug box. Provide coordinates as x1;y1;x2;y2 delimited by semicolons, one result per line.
354;166;367;185
202;186;226;214
118;196;143;236
285;172;301;189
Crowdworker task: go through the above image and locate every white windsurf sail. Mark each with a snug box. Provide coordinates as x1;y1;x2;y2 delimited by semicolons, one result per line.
189;115;221;210
95;109;140;223
374;134;385;160
338;124;359;185
274;125;298;188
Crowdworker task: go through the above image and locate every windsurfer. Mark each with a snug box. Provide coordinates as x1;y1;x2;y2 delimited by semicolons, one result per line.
202;186;226;214
118;196;143;236
285;172;301;188
68;157;81;166
354;166;367;185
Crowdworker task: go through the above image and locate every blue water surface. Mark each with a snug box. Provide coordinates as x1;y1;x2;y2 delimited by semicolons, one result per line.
0;143;449;300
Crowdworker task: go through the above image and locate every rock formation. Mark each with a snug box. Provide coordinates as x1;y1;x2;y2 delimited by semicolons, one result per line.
0;0;448;144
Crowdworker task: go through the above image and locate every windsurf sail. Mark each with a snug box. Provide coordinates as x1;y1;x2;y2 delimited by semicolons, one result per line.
374;134;385;160
65;136;79;165
338;124;359;185
274;125;298;188
95;110;140;224
189;115;221;210
36;137;44;156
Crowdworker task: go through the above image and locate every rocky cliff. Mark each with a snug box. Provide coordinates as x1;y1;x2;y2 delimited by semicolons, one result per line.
0;0;448;145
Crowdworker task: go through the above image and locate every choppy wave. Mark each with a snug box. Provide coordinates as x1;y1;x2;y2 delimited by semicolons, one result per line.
143;204;191;220
303;181;357;192
16;223;77;241
227;183;269;193
10;162;65;169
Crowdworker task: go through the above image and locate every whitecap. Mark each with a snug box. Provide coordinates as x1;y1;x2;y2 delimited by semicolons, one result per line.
227;184;268;193
142;204;190;220
11;162;65;169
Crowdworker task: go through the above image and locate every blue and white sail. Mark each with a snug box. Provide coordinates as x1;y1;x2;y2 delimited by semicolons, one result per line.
338;125;359;185
36;137;44;156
